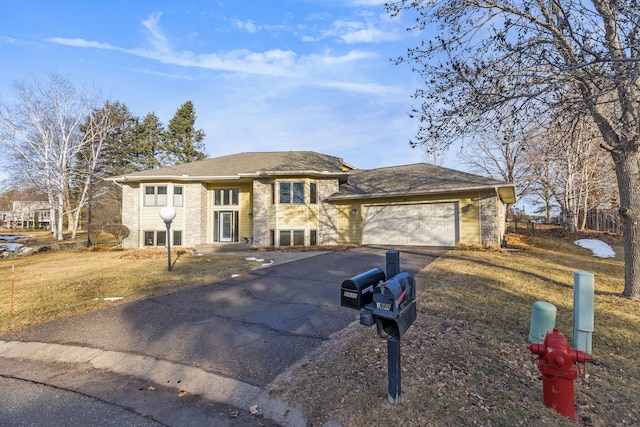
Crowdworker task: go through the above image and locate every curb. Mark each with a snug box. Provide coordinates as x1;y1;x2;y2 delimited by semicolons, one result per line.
0;340;307;426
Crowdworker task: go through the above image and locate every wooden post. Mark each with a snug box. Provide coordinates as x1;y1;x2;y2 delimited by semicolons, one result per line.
10;262;15;318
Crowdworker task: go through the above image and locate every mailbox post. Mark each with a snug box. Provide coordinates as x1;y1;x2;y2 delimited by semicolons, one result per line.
340;250;417;404
385;250;401;404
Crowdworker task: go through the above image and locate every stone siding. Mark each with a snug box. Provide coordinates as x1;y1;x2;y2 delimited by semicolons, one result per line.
252;179;271;247
479;190;500;247
183;183;207;246
318;179;339;245
121;183;140;249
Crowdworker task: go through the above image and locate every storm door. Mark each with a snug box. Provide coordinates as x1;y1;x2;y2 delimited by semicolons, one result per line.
219;211;234;242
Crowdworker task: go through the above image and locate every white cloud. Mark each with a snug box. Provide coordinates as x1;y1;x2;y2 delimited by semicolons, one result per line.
340;27;399;43
233;19;259;34
306;18;401;45
141;11;171;53
46;13;392;94
48;37;117;50
231;19;285;34
133;68;195;81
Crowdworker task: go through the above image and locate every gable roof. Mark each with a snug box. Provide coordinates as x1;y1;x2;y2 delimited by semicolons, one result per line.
329;163;517;203
107;151;352;182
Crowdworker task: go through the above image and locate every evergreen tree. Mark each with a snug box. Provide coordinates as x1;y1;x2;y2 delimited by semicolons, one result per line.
164;100;207;165
134;112;166;170
95;101;139;176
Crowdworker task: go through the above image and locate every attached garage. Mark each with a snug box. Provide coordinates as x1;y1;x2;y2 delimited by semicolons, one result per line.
330;163;517;248
363;203;459;247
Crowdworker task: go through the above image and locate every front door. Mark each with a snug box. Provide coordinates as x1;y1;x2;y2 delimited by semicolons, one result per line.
219;211;234;242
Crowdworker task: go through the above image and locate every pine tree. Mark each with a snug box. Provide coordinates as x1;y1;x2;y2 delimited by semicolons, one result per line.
164;100;207;165
135;112;166;170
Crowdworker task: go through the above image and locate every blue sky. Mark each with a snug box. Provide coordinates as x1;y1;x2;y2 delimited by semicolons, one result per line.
0;0;448;171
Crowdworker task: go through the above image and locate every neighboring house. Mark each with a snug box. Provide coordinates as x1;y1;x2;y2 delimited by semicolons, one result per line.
0;201;51;229
0;206;10;228
106;151;516;250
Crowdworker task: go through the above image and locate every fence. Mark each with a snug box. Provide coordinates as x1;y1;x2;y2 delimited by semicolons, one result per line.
582;209;621;234
507;209;621;235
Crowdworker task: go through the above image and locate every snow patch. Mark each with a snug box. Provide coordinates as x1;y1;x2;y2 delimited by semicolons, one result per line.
574;239;616;258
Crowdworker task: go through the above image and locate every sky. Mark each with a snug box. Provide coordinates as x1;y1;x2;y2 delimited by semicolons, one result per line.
0;0;449;172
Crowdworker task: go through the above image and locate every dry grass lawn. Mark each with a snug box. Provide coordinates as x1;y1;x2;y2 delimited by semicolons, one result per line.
0;238;264;333
1;230;638;426
269;233;639;427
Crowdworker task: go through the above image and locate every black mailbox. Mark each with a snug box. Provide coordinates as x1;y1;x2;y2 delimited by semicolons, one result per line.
372;272;417;341
340;268;386;310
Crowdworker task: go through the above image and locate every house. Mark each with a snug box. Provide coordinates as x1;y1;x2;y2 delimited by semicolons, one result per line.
106;151;516;249
0;201;52;230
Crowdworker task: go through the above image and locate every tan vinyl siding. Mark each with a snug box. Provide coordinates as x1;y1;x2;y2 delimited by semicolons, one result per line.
138;183;188;246
337;203;363;244
270;178;325;246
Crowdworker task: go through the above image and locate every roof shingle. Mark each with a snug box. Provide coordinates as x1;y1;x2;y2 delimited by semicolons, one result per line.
112;151;348;179
330;163;515;200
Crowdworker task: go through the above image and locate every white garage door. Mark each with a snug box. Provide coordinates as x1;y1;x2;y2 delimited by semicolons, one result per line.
363;203;458;247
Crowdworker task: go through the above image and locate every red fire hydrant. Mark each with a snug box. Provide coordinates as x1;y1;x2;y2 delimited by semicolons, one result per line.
527;328;590;421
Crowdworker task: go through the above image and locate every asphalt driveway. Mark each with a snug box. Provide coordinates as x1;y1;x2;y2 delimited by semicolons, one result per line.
0;245;445;425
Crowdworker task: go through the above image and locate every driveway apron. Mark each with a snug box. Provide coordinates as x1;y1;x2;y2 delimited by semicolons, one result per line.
0;246;445;388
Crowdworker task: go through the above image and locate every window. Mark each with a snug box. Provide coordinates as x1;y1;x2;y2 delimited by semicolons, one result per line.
144;230;182;246
144;230;166;246
280;230;291;246
214;188;239;206
279;181;305;204
293;230;305;246
293;182;304;204
144;231;155;246
173;230;183;246
280;230;305;246
156;230;167;246
144;185;168;206
279;182;291;204
310;182;317;204
310;229;317;246
173;186;183;207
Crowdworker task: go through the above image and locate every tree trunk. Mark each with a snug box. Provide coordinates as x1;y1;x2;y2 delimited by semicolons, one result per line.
56;193;64;241
614;150;640;299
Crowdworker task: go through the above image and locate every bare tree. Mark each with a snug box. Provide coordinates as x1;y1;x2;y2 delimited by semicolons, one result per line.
0;73;104;240
388;0;640;299
460;118;533;214
72;102;122;238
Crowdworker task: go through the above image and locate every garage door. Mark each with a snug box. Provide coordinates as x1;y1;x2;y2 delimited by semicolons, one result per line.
363;203;458;246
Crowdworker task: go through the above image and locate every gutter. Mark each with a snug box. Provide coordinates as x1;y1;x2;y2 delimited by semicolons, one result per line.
327;184;517;202
104;175;243;183
104;170;350;183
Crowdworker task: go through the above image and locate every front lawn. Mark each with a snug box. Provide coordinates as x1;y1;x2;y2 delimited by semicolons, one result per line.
269;234;638;426
0;244;263;333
